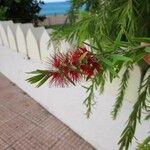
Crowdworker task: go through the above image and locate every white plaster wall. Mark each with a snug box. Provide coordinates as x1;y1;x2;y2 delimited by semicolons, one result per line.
16;24;33;55
0;46;149;150
0;21;13;47
33;27;45;60
7;24;19;51
0;34;2;45
105;66;141;102
33;27;45;42
0;29;3;46
26;28;42;61
40;29;54;61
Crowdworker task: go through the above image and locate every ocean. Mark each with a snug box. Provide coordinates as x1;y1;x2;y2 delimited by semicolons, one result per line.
39;2;70;16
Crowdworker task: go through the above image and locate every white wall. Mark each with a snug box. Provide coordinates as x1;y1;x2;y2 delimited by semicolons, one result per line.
0;21;149;150
7;23;19;51
0;46;149;150
0;21;13;47
16;23;33;55
26;28;41;61
0;34;2;45
40;29;54;61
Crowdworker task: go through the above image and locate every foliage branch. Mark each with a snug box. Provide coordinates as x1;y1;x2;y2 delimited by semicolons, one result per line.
27;0;150;149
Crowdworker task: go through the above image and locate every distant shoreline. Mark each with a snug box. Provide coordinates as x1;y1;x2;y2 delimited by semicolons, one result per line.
47;14;67;16
42;13;68;17
38;14;68;26
39;1;70;16
44;2;67;4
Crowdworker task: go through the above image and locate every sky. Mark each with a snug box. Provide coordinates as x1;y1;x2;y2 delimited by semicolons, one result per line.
43;0;67;2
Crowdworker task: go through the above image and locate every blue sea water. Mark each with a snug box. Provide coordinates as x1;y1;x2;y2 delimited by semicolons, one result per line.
39;2;70;16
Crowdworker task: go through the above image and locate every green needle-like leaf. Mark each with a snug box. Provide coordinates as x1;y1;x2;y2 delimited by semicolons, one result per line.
111;66;132;119
112;54;132;62
145;47;150;53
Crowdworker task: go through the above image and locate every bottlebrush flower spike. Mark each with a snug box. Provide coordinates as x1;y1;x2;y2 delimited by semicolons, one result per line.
69;70;81;82
49;47;100;86
70;48;88;65
27;47;100;87
51;52;68;68
80;65;94;77
51;55;61;68
49;51;81;86
49;71;69;87
92;62;100;72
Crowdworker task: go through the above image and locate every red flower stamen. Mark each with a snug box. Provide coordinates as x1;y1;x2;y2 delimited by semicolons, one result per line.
69;70;81;82
51;56;61;68
80;65;94;77
49;72;68;87
51;53;68;68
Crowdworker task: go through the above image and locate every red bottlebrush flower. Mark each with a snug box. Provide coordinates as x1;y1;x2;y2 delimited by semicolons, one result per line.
87;56;94;65
49;72;68;87
27;47;100;88
49;70;80;87
70;51;81;66
51;53;68;68
63;66;70;76
51;56;61;68
79;48;87;54
70;47;88;65
92;62;100;72
80;65;94;77
48;47;100;87
69;70;81;82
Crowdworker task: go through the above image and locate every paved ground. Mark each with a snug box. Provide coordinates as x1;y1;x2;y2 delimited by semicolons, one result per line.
0;73;95;150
